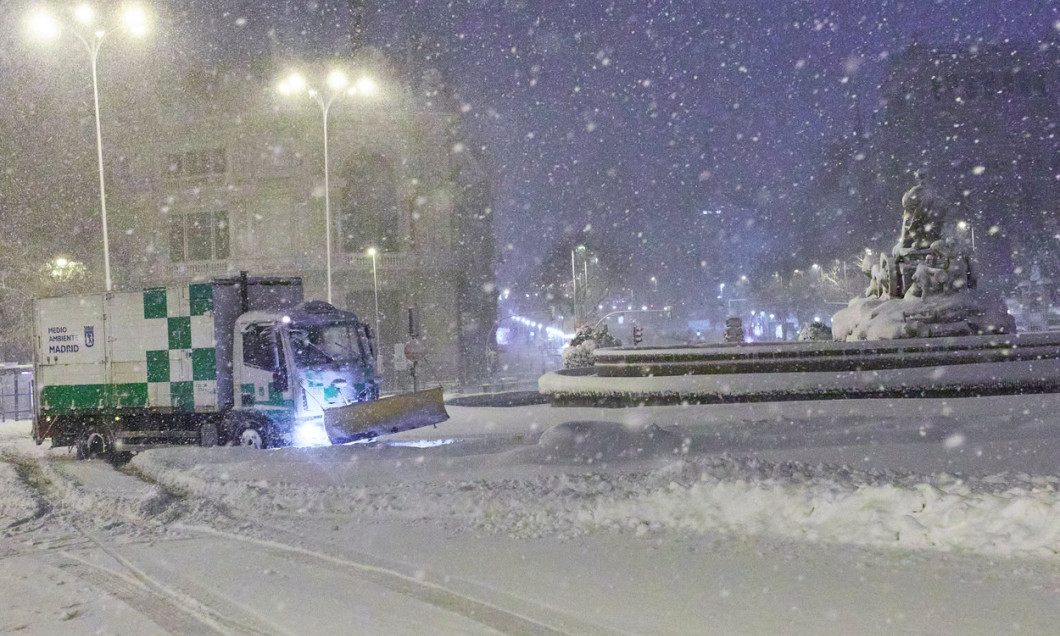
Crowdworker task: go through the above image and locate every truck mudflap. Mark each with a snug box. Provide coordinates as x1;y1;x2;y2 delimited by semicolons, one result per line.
323;387;449;444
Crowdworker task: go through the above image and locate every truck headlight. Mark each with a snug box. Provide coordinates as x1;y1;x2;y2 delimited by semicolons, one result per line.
292;418;329;447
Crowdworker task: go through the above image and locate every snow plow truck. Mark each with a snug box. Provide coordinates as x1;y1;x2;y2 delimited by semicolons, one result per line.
32;273;448;458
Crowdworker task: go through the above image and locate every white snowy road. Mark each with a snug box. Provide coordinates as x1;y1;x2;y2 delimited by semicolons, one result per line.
5;394;1060;634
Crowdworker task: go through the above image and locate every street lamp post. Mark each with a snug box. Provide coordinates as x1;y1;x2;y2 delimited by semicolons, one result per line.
29;5;150;292
571;245;586;325
278;72;377;304
367;247;380;361
570;249;578;324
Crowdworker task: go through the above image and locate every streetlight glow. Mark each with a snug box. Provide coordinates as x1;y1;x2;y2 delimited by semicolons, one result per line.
327;70;348;90
28;12;60;39
122;6;149;36
354;76;378;95
957;220;976;250
74;4;94;25
278;73;306;95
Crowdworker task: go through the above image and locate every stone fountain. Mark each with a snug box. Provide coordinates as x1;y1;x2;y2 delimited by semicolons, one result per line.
831;173;1015;340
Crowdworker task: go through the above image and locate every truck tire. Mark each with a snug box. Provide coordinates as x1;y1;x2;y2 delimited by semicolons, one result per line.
237;426;266;449
222;412;270;449
76;430;110;460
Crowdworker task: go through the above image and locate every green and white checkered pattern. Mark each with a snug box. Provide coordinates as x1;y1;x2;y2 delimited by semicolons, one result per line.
37;283;221;415
142;283;218;413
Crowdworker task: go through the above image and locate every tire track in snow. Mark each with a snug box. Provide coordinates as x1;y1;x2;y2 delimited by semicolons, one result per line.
7;453;618;634
176;524;623;636
0;453;52;529
46;553;231;636
0;455;288;635
57;524;291;636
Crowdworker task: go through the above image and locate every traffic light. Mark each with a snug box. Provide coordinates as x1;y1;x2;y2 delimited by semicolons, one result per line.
632;325;643;345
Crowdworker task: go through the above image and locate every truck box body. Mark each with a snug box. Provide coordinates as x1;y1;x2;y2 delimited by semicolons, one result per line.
33;276;302;445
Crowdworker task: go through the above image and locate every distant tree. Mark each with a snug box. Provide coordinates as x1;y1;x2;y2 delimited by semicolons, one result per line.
0;238;92;361
562;324;621;368
534;241;629;325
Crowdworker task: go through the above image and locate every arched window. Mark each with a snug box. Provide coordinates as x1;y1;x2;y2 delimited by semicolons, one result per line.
340;154;400;253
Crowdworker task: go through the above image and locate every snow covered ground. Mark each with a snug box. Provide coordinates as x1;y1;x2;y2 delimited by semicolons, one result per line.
5;392;1060;634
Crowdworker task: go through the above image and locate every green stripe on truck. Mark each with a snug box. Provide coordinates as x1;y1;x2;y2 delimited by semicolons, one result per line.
40;383;149;411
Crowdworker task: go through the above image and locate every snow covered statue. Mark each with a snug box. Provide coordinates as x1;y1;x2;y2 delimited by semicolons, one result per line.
832;172;1015;340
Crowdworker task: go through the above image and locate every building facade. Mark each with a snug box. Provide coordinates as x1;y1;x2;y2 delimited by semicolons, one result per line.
103;56;496;391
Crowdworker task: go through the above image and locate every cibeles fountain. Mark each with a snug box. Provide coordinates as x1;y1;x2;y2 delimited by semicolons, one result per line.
831;172;1016;340
540;174;1053;407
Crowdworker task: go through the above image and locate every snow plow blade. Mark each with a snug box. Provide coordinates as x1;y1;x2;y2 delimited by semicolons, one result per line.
324;387;449;443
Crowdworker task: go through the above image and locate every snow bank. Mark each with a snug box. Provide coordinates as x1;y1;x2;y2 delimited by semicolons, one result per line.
8;406;1060;559
128;420;1060;559
585;457;1060;556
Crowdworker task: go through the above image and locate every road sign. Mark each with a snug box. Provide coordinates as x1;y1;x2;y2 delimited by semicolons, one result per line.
404;339;427;361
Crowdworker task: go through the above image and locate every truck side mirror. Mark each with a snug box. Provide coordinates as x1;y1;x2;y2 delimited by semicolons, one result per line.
272;332;288;392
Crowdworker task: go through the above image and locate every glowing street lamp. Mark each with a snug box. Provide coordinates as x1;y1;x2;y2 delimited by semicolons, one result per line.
354;76;378;96
45;256;86;282
367;247;380;360
278;70;377;303
957;220;976;251
28;4;151;291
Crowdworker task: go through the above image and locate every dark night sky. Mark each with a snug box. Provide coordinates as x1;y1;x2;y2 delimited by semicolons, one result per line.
8;0;1060;303
240;0;1056;295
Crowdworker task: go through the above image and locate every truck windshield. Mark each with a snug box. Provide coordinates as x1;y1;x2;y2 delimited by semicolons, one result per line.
289;323;364;367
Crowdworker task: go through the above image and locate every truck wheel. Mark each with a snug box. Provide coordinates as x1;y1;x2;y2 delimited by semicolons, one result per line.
76;431;109;460
237;426;266;449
